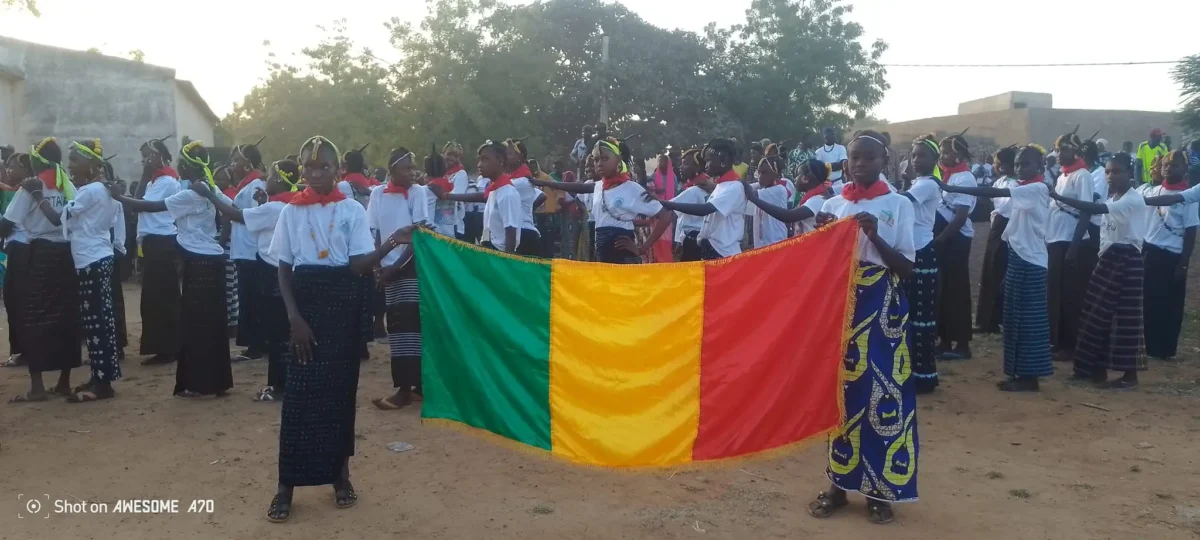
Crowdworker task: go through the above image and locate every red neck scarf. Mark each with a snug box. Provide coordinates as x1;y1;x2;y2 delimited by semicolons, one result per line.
801;181;832;205
152;166;178;182
939;162;969;179
383;182;411;196
509;164;532;180
222;186;239;199
235;169;265;191
682;173;710;190
37;169;57;191
715;170;740;184
484;174;513;195
446;165;464;177
290;186;347;206
602;172;631;191
1162;177;1188;191
1017;174;1044;187
1060;158;1087;175
342;172;377;192
269;191;298;204
842;180;890;203
427;176;453;194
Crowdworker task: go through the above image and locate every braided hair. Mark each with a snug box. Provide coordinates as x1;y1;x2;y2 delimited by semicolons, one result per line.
425;146;447;178
939;133;971;162
140;137;172;164
342;145;368;174
476;140;508;164
234;138;266;171
1107;152;1133;174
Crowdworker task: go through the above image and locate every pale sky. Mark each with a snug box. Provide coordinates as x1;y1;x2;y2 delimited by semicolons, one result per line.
1;0;1193;124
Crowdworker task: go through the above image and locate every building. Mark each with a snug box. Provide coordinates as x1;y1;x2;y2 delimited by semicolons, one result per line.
0;36;218;182
868;91;1182;157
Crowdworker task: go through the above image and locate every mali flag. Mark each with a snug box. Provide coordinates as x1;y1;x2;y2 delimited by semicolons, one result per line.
413;219;860;468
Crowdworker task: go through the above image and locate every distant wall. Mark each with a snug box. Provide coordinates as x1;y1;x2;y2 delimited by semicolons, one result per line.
958;92;1052;115
866;109;1032;154
1028;109;1181;151
0;36;177;182
174;84;215;151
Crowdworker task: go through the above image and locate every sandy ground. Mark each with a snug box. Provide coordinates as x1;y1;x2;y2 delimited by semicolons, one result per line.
3;220;1200;540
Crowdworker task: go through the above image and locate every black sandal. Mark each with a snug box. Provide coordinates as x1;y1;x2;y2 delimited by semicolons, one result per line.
807;491;848;518
867;500;894;524
266;493;292;523
334;481;358;509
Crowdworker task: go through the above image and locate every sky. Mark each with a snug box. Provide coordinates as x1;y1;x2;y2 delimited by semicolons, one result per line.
1;0;1194;124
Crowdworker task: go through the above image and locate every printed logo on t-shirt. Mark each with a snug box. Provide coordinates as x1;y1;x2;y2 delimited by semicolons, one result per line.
612;196;626;208
879;209;895;227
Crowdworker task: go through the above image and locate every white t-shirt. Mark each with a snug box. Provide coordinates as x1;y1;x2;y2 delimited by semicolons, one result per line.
1000;182;1051;268
367;185;432;266
753;184;789;248
591;181;663;230
697;181;747;257
1100;190;1147;256
441;169;470;235
1090;167;1108;227
164;188;230;256
906;176;940;250
990;176;1014;220
1180;184;1200;205
1047;169;1095;244
936;171;977;238
269;199;374;267
511;176;540;233
821;192;916;267
230;177;266;261
4;187;67;242
137;175;181;239
797;194;826;234
830;179;845;196
671;186;708;242
241;200;287;267
814;144;847;181
1144;185;1200;254
482;184;523;252
61;182;121;268
578;192;594;223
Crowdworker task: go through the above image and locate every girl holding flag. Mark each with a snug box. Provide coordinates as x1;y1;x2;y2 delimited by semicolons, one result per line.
265;136;415;523
808;129;917;524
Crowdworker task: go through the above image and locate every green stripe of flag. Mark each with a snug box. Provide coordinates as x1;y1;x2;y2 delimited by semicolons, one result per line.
414;232;553;450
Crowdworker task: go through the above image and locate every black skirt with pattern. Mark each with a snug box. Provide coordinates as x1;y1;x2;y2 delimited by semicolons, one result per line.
278;265;365;487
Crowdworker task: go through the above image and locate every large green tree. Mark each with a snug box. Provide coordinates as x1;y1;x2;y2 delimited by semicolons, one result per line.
222;0;888;165
1174;53;1200;137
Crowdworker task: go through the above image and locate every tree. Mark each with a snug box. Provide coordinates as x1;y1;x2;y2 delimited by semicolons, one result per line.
2;0;38;16
128;49;146;63
1174;53;1200;137
221;0;889;165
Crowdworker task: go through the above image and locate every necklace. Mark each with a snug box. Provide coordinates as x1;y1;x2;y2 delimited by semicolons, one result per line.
306;206;336;260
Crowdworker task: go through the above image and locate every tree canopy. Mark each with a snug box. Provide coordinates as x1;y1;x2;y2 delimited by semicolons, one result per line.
2;0;38;16
221;0;888;166
1174;53;1200;137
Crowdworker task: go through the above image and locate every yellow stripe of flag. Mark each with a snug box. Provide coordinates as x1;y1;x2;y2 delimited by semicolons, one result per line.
548;259;705;467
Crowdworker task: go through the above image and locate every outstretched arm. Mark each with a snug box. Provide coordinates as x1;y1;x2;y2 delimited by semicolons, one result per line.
658;199;717;216
937;180;1010;199
528;177;595;194
1049;190;1109;214
443;191;487;203
1144;194;1185;207
747;193;814;223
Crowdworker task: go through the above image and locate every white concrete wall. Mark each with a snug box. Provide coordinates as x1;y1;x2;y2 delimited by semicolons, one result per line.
0;77;21;146
174;85;214;150
0;36;177;181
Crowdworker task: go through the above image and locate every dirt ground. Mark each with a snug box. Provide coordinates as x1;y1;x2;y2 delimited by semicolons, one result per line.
3;220;1200;540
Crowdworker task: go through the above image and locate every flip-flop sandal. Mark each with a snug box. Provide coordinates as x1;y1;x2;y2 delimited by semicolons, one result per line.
253;387;278;402
67;390;113;404
266;494;292;523
1;356;24;368
806;491;848;518
334;483;358;509
371;396;407;410
174;390;206;399
867;501;895;525
9;392;49;403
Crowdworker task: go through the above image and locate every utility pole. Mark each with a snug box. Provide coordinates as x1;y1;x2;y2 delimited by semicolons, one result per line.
599;34;610;125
